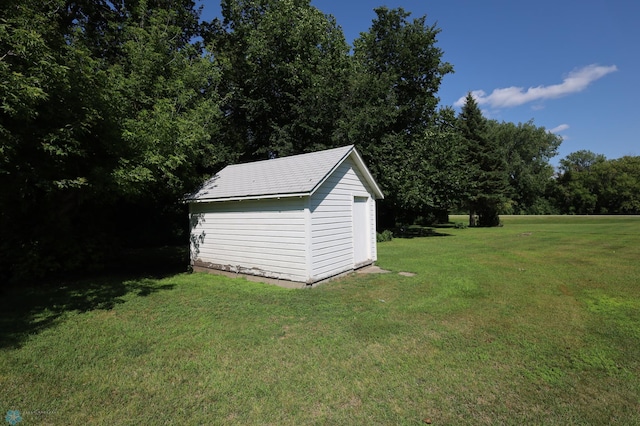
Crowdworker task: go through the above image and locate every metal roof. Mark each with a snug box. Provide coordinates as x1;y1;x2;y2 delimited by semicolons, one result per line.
186;145;383;202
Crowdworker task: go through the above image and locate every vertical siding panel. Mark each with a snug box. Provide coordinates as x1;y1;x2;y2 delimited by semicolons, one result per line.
304;198;313;280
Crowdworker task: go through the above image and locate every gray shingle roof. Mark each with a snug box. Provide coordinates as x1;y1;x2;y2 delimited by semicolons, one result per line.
187;145;382;202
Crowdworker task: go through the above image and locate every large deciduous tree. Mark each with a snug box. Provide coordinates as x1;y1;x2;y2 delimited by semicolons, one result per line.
1;0;103;279
396;107;470;224
604;156;640;214
106;1;225;201
0;0;224;282
555;152;640;214
210;0;351;160
488;120;562;214
555;150;606;214
339;7;453;226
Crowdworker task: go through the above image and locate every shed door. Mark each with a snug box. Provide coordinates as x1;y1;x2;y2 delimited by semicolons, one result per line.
353;196;370;266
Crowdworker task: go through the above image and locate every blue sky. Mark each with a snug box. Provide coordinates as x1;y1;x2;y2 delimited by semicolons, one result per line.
199;0;639;163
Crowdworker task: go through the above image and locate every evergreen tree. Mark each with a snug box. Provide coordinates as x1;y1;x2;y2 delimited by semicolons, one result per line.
458;93;508;226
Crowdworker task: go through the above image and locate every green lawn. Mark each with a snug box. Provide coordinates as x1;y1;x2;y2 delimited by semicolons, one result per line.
2;216;639;425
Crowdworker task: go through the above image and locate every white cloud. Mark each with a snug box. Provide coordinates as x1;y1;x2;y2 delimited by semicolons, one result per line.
549;124;570;133
454;64;617;108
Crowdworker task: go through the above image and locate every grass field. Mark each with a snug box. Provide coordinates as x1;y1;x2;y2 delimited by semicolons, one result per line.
1;216;639;425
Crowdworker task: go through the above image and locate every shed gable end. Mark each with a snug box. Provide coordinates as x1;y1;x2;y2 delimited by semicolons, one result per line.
309;157;376;280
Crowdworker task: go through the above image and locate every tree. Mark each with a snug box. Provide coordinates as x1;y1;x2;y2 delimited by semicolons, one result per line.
559;150;607;173
555;153;640;214
209;0;351;160
396;107;470;224
0;0;225;282
605;156;640;213
555;150;606;214
458;93;509;226
487;120;562;214
338;7;453;226
106;2;225;201
0;0;104;280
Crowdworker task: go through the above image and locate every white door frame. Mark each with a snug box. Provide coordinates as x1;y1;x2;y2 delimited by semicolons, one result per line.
353;196;370;267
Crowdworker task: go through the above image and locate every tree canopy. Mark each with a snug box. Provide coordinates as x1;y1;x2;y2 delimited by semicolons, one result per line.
3;0;637;283
555;152;640;214
210;0;351;159
340;7;454;226
0;0;225;281
489;119;562;215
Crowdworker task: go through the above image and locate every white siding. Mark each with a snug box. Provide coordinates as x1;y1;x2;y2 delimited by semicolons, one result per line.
189;198;309;282
309;158;376;280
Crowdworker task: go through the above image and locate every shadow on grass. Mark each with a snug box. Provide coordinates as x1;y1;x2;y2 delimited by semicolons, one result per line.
393;226;453;238
0;246;187;349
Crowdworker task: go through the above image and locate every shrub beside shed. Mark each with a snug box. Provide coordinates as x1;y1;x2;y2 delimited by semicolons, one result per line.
186;145;384;286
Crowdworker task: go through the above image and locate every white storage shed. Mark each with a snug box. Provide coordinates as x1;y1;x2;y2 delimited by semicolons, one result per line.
186;145;384;286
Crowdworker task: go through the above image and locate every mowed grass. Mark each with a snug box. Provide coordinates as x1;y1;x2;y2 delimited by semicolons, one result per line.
1;216;639;425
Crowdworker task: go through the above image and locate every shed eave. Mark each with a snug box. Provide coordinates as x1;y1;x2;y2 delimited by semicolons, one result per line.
187;191;311;203
350;148;384;200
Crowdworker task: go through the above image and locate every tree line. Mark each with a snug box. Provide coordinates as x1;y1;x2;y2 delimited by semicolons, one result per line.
1;0;637;282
